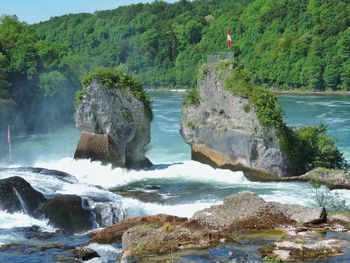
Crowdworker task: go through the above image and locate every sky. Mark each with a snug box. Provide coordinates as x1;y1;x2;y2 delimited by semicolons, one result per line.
0;0;176;24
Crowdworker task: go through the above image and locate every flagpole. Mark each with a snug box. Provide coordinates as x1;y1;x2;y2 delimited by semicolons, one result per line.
8;125;12;163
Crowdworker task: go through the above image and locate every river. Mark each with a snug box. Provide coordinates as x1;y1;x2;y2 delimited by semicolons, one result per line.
0;92;349;262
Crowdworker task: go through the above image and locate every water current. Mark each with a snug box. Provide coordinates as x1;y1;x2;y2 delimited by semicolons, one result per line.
0;92;349;262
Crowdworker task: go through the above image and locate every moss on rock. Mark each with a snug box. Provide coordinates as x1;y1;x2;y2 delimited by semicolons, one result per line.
217;60;348;175
76;67;152;120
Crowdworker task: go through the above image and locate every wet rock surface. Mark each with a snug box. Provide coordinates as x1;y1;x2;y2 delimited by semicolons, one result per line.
37;195;93;234
0;176;46;215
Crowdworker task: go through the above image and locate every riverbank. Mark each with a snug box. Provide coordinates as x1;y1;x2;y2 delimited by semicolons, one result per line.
269;88;350;95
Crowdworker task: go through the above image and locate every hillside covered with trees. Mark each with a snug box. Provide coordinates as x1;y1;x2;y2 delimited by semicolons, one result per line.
34;0;350;90
0;0;349;136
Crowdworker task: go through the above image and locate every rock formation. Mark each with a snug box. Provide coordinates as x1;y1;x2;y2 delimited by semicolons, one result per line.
181;63;292;178
0;176;46;215
192;191;326;229
37;194;93;234
74;77;152;168
90;191;335;262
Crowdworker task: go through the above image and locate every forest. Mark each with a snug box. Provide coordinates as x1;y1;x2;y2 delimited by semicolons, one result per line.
0;0;349;134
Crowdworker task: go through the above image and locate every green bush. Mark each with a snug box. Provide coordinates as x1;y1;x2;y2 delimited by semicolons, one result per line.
76;67;152;119
296;124;348;170
183;88;200;107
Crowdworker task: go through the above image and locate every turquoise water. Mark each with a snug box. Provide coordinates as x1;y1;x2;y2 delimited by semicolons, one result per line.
279;94;350;161
2;92;349;165
0;92;350;262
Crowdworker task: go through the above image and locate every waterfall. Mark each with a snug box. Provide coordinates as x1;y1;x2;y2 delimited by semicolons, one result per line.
83;198;124;228
12;188;29;214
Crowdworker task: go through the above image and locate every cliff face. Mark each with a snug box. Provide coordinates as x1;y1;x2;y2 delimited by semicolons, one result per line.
74;78;152;168
181;64;292;178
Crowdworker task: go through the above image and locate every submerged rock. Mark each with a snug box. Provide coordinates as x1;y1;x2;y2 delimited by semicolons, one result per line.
37;195;93;234
181;63;292;178
71;246;100;261
260;239;343;261
0;176;46;215
74;76;152;168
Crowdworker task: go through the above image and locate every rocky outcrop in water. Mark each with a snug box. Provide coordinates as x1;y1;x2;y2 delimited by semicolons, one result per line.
90;214;188;244
192;191;326;229
181;63;292;178
283;167;350;190
37;195;93;234
90;192;333;261
74;77;152;168
0;176;46;215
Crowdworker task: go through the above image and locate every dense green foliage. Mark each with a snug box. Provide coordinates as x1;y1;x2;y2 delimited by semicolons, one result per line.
296;124;348;170
1;0;349;149
0;15;83;136
79;67;152;119
183;89;200;107
220;61;348;173
34;0;350;90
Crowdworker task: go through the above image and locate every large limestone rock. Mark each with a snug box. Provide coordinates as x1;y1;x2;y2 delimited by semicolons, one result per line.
74;78;152;168
181;63;291;178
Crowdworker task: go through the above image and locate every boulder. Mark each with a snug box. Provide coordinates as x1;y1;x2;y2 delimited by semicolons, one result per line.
121;222;234;258
0;176;46;215
75;78;152;168
90;214;187;244
283;167;350;190
37;195;93;234
181;63;292;178
191;191;326;230
260;239;343;261
90;192;332;260
290;207;326;225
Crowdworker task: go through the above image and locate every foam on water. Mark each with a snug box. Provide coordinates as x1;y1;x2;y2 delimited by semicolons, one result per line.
35;158;247;188
86;243;122;263
34;157;350;213
0;211;56;232
121;197;221;218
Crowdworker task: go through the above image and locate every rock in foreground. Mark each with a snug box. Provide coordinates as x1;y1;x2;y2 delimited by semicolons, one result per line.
75;69;152;168
192;191;326;229
91;191;331;261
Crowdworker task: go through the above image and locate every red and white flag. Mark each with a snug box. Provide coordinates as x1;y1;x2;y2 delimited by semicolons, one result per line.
7;125;11;144
227;30;232;48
